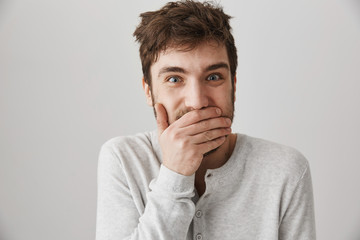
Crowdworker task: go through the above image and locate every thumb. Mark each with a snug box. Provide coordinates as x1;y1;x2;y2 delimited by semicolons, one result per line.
155;103;169;135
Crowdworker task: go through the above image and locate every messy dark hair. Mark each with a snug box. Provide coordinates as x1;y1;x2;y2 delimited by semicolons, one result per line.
133;0;237;87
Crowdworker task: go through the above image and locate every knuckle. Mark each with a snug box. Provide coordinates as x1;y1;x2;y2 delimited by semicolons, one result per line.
200;120;208;129
204;131;212;141
178;140;186;149
182;138;190;146
222;118;228;125
212;137;222;147
222;128;229;134
179;137;190;149
206;142;214;152
193;111;202;121
170;132;178;142
216;129;224;138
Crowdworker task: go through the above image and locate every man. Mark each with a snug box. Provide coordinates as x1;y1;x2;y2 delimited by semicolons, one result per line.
96;1;316;239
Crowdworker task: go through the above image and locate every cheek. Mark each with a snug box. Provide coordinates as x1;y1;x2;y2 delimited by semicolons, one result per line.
215;87;234;113
152;90;182;122
213;86;232;103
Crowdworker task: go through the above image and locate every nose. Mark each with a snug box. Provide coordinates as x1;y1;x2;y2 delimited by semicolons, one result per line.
184;79;209;110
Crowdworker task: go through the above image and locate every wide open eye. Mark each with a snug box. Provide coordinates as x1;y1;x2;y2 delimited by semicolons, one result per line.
168;76;181;83
207;74;221;81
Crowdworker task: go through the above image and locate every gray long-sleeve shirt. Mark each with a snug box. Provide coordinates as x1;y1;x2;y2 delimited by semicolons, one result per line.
96;131;316;240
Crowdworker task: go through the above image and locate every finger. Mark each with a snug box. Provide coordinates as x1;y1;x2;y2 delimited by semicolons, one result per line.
155;103;169;135
184;117;232;135
197;136;227;154
176;107;222;127
190;128;231;144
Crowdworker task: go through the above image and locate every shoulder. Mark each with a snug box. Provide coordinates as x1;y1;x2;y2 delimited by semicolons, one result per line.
240;135;309;181
101;131;155;152
98;130;160;166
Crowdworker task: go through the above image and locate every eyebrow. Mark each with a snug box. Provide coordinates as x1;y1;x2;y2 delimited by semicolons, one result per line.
205;62;229;72
158;66;187;78
158;62;229;78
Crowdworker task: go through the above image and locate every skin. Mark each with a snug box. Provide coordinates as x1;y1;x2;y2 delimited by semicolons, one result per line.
143;41;237;196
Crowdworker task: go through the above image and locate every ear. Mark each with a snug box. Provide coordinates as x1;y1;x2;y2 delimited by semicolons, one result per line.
233;75;237;102
142;77;153;106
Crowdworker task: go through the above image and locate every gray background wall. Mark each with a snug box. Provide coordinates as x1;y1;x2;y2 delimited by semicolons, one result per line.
1;0;359;239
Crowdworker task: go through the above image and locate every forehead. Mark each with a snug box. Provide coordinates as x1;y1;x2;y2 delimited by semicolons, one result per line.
151;42;229;76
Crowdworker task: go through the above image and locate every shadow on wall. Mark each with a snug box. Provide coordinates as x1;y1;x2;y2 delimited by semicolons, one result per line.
351;0;360;22
353;231;360;240
350;214;360;240
0;0;6;8
0;225;9;240
0;0;8;21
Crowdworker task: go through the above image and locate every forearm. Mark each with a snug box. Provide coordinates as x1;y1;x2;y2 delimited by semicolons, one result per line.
96;164;195;240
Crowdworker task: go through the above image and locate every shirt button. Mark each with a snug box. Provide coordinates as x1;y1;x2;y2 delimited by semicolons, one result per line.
196;233;203;240
195;210;202;218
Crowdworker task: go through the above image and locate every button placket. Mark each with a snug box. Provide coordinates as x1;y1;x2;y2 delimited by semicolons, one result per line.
193;208;204;240
195;210;202;218
196;233;203;240
193;172;212;240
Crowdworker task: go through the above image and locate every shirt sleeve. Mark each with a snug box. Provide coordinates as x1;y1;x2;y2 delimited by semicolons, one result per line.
278;164;316;240
95;144;196;240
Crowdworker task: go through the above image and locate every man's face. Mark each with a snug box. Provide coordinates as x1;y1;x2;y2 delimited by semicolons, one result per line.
144;41;236;125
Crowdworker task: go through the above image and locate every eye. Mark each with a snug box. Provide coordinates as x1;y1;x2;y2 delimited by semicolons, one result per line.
207;74;221;81
167;76;181;83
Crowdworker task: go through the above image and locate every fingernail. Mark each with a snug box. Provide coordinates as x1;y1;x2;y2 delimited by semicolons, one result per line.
216;108;221;115
226;118;231;124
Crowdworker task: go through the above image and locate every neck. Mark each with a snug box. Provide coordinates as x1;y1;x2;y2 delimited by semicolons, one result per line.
198;133;237;171
194;133;237;197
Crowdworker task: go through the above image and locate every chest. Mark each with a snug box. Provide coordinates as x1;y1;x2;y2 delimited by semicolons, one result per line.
187;190;281;240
